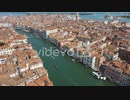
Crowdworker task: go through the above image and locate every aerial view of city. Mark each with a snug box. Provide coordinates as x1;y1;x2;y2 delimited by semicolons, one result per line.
0;12;130;86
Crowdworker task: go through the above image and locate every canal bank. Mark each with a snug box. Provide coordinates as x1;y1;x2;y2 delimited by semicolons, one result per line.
15;29;116;86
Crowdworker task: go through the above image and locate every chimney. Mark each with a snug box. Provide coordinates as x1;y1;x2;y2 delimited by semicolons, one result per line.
26;63;29;67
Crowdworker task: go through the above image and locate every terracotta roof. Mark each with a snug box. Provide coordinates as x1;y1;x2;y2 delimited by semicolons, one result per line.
125;69;130;75
26;82;38;86
95;54;103;58
34;78;44;86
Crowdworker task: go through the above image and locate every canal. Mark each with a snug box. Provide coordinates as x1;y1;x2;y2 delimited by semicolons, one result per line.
16;29;116;86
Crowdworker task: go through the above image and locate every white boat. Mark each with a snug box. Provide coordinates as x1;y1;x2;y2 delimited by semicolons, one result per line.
72;59;75;62
103;77;106;80
92;71;106;80
92;71;101;78
23;29;30;33
37;35;40;38
101;77;103;80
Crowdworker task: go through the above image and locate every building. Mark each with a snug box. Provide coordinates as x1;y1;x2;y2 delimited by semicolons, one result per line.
103;52;119;61
119;72;130;86
41;27;58;39
118;48;130;63
0;27;53;86
0;58;6;65
83;53;96;69
0;45;14;56
101;60;129;85
0;23;12;27
104;64;123;84
94;54;106;71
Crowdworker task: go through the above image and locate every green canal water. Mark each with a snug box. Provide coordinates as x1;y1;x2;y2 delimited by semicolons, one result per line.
16;29;117;86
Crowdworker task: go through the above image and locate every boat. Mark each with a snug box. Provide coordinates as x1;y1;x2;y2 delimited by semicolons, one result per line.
72;59;75;62
92;71;101;78
36;35;40;38
101;77;103;80
92;71;106;80
55;66;58;69
23;29;30;33
103;77;106;80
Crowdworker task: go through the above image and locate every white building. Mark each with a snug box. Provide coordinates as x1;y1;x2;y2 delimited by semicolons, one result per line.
126;22;130;28
30;63;43;70
99;43;107;49
25;75;39;84
0;23;12;27
10;72;18;78
83;54;96;69
113;53;119;60
41;28;58;39
0;58;6;64
20;66;29;72
0;47;14;56
14;39;28;44
82;41;90;48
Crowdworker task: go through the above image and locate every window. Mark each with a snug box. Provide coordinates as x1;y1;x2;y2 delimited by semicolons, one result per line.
87;59;89;62
1;59;5;62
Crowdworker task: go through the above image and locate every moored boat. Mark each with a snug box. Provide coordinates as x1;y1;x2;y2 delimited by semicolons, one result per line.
72;59;75;63
92;71;106;80
23;29;30;33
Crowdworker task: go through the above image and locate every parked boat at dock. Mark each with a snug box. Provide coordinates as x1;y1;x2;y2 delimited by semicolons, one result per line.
23;29;30;33
72;59;76;63
92;71;106;80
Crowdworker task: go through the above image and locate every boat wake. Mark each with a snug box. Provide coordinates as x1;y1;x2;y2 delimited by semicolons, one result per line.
51;56;55;59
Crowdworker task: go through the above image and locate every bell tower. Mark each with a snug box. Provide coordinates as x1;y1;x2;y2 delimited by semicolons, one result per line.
76;12;79;21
